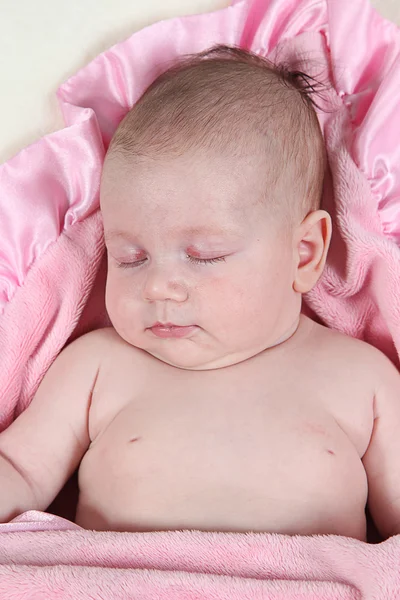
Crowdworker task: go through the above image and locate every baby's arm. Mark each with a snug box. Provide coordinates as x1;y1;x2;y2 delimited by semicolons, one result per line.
362;349;400;539
0;330;102;523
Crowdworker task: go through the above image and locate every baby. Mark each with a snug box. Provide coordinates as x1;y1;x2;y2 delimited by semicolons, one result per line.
1;45;400;542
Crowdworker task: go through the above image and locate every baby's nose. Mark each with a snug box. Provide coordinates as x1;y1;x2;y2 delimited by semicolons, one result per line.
143;265;188;302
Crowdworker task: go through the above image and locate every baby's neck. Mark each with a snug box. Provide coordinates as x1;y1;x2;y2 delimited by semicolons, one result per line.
269;316;301;348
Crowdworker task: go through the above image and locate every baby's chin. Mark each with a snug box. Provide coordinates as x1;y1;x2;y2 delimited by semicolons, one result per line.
135;340;231;370
116;330;244;370
130;338;269;371
143;349;219;370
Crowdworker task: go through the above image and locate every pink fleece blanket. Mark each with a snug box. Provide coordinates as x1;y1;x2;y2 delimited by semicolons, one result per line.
1;0;400;597
1;510;398;600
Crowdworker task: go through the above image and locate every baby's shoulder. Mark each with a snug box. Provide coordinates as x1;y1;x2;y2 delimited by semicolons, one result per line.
77;326;139;360
82;326;157;376
309;320;397;386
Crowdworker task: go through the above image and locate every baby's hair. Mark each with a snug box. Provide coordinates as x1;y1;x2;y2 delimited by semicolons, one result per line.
181;45;327;111
108;44;328;224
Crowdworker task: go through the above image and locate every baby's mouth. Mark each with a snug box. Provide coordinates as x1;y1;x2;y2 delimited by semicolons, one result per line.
148;323;199;338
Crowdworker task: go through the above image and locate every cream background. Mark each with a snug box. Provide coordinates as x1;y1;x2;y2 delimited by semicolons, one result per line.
0;0;399;164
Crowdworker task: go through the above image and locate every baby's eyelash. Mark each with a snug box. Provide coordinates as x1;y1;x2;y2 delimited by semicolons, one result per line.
116;260;144;269
187;255;226;265
115;255;226;269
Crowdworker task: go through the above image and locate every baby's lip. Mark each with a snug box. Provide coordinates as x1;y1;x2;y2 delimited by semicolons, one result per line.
150;322;193;328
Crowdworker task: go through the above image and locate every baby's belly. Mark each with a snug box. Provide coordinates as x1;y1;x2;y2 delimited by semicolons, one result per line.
75;401;368;540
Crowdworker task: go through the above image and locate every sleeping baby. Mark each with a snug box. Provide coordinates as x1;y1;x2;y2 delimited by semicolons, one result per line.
1;45;400;542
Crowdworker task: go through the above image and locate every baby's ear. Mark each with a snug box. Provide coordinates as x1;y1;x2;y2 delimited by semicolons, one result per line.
292;210;332;294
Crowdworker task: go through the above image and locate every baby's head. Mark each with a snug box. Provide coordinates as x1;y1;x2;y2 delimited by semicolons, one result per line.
100;45;331;370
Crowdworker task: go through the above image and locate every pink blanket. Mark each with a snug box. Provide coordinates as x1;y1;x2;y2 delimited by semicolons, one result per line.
1;0;400;597
0;511;398;599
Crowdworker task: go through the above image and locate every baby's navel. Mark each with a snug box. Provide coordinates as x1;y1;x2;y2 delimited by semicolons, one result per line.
128;436;141;443
326;449;335;455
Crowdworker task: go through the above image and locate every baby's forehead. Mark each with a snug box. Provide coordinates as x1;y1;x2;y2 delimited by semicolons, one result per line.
102;148;271;201
100;155;280;241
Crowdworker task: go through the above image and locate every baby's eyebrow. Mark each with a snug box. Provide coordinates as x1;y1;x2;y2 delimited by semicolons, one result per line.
104;230;129;243
104;224;243;241
171;224;243;237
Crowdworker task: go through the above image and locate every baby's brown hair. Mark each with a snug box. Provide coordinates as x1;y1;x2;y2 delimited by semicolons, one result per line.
108;45;327;225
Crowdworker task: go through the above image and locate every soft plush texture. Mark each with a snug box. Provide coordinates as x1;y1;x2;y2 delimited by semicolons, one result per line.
0;0;400;597
0;510;392;600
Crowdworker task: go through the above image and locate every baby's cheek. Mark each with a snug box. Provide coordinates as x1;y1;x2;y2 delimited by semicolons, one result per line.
202;274;247;316
106;277;132;322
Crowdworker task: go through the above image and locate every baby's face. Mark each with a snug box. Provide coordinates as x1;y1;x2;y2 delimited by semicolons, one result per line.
100;150;301;370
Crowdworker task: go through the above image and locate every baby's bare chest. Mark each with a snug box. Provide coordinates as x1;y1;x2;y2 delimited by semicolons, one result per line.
76;357;372;536
88;352;371;460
